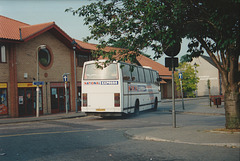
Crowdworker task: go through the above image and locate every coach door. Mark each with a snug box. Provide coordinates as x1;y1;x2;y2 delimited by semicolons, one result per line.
122;64;132;113
77;83;81;111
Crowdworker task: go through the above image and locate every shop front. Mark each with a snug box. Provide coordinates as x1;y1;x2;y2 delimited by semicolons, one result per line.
18;83;43;117
0;83;8;115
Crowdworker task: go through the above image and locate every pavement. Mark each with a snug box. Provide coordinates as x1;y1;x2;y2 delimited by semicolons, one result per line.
125;98;240;148
0;112;86;124
0;97;239;148
125;126;240;148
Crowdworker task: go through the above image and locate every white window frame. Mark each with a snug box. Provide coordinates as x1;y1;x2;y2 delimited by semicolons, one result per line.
0;45;6;63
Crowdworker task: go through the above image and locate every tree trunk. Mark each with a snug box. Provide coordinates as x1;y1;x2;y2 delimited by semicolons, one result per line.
224;90;240;129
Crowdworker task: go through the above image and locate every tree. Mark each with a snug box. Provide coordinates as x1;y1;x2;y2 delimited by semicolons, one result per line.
67;0;240;129
110;39;152;59
180;54;193;63
174;62;199;98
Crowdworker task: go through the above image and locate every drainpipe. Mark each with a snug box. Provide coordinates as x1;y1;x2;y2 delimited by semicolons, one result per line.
19;28;22;41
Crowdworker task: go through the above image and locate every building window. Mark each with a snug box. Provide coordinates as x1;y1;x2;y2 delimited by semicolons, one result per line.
77;54;89;67
38;48;51;67
0;45;7;63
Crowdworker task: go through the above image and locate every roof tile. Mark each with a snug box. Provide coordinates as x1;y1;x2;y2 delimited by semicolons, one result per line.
0;15;29;40
0;15;55;41
136;54;172;76
75;39;124;52
20;22;55;40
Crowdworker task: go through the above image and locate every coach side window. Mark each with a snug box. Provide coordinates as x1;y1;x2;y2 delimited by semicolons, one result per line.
130;66;139;82
152;71;159;84
122;64;131;81
144;69;151;83
138;67;145;82
149;70;154;83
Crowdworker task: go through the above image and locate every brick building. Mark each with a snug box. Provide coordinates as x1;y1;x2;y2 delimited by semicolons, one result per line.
0;15;91;117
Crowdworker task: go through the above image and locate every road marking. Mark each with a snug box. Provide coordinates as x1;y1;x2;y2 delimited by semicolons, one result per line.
0;129;92;138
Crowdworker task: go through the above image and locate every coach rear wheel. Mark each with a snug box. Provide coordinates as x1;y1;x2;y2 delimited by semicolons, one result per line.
134;100;139;116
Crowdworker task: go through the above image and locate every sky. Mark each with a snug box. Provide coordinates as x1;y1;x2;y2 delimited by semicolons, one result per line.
0;0;190;65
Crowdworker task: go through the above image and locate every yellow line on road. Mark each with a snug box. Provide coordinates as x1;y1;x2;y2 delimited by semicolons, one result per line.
0;129;92;138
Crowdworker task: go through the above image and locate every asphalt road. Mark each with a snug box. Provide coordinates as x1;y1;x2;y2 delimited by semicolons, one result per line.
0;99;239;161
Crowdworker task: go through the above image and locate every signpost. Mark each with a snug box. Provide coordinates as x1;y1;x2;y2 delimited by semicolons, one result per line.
63;75;68;82
63;73;70;114
165;57;178;71
164;40;181;128
33;81;44;86
178;72;184;110
178;72;183;80
33;81;44;117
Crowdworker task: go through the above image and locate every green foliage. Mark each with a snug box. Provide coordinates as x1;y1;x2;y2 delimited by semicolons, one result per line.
174;62;199;98
110;38;152;59
66;0;239;63
180;54;192;63
66;0;186;60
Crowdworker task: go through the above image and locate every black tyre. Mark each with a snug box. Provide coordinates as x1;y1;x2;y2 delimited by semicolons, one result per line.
153;98;158;111
134;100;139;116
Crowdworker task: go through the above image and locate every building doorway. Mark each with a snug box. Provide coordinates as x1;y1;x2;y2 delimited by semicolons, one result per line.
50;82;70;113
18;87;43;116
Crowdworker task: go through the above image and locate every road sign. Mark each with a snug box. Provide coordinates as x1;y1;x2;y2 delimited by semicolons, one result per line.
163;41;181;57
63;75;68;82
165;57;178;71
178;72;183;79
33;81;44;86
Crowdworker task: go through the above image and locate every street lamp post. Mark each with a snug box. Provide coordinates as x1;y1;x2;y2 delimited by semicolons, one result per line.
36;45;46;117
72;40;78;113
